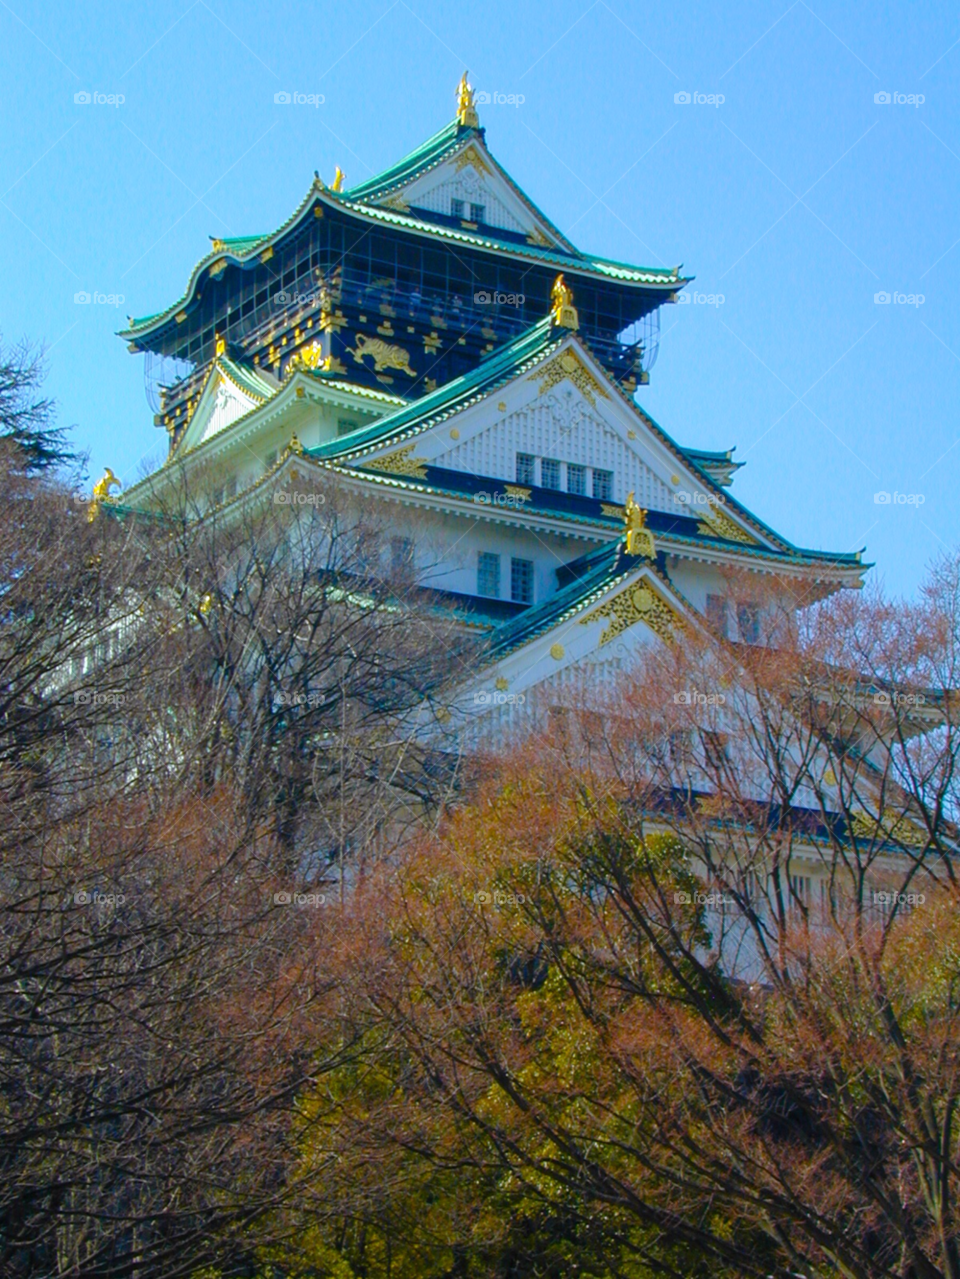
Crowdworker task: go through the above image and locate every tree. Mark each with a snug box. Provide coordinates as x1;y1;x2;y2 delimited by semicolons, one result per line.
0;451;468;1277
0;337;75;473
286;556;960;1279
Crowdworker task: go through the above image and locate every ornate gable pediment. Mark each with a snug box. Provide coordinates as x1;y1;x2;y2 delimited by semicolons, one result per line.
429;381;677;513
378;142;561;247
179;367;263;453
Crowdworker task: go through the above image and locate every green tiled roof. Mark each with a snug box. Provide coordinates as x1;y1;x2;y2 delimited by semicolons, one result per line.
217;354;274;401
346;119;464;201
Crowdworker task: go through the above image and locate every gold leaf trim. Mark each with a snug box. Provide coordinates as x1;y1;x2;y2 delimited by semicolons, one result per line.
697;505;759;545
581;580;682;646
529;349;608;408
362;444;428;480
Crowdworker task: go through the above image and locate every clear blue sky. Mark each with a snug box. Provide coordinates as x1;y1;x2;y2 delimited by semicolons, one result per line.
1;0;956;597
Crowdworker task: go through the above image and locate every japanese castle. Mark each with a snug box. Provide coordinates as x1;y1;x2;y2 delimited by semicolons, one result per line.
112;77;865;731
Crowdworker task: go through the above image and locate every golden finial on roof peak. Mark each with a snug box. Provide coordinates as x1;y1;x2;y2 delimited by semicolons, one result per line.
456;72;479;128
332;167;345;192
214;333;226;357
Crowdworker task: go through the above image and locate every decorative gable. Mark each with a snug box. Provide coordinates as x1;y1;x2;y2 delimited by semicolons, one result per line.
433;386;676;512
379;141;562;248
179;363;266;453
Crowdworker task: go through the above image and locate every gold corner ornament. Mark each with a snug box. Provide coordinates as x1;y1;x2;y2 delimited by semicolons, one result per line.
332;166;345;192
214;333;226;357
87;468;121;522
623;492;655;558
456;71;479;128
581;579;682;646
285;434;305;458
550;274;579;330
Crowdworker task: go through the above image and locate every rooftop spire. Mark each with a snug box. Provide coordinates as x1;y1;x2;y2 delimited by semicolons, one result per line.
456;72;479;128
332;167;345;192
550;274;579;330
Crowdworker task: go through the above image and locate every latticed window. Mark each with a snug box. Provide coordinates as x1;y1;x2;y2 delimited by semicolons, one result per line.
706;594;728;636
470;203;485;223
450;198;464;219
737;602;760;644
391;537;414;572
510;557;534;604
541;458;561;490
516;453;535;486
477;551;500;598
592;468;612;501
567;463;586;496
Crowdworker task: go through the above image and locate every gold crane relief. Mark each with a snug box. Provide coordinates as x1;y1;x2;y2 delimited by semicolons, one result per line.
347;334;416;377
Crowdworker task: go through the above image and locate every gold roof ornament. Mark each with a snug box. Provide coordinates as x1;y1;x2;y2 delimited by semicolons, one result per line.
456;72;479;128
332;167;345;192
550;274;579;330
87;467;121;522
623;492;655;558
214;333;226;357
286;433;305;457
